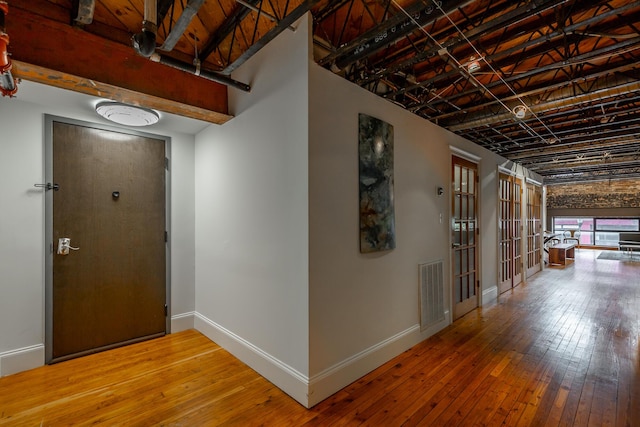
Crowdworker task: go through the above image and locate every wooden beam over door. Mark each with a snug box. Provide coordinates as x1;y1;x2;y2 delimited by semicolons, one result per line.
8;7;232;125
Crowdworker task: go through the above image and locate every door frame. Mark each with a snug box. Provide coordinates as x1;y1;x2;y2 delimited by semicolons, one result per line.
43;115;172;363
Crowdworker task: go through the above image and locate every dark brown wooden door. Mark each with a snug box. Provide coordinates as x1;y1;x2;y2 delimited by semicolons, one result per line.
451;156;479;320
49;121;166;362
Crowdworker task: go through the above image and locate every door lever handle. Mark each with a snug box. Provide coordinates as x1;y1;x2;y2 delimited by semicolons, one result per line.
57;238;80;255
34;183;60;191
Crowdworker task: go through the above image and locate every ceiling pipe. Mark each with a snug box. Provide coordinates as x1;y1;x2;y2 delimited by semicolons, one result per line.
128;0;251;91
132;0;157;58
150;52;251;92
0;0;17;97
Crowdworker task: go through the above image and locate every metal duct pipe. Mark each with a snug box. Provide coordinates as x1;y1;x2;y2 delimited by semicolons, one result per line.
0;0;17;97
132;0;157;57
149;53;251;92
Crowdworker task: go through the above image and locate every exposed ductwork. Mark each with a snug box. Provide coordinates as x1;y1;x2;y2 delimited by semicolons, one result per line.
149;53;251;92
0;0;17;97
132;0;157;58
131;0;250;92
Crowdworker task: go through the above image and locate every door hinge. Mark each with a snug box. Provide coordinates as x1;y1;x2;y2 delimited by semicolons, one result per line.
165;157;169;171
164;231;168;242
164;304;168;317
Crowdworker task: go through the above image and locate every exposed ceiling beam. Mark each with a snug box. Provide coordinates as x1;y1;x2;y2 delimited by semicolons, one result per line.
447;79;640;132
159;0;207;52
429;63;640;123
158;0;177;23
8;6;232;124
358;0;568;87
319;0;474;70
12;61;232;124
222;0;321;74
199;0;263;61
384;1;636;102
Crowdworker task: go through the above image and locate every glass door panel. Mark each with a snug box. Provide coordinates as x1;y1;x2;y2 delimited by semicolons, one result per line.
452;156;479;320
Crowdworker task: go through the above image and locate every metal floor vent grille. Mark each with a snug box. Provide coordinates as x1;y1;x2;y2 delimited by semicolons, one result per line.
419;260;445;331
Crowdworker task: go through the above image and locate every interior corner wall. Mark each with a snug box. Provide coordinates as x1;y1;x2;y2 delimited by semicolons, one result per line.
193;16;311;406
0;100;46;369
0;93;196;375
306;59;523;405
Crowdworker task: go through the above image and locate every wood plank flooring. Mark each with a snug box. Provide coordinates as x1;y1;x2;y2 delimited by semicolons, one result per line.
1;249;639;426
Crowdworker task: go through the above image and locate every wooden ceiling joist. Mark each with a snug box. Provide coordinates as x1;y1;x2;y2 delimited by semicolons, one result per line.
8;6;232;125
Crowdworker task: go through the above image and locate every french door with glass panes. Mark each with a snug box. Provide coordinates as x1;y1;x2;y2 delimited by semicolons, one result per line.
498;173;523;294
526;182;543;278
451;156;479;320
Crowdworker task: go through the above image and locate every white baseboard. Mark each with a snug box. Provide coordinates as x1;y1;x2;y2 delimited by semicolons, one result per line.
308;317;448;407
171;311;195;333
308;324;419;406
0;344;44;377
194;311;449;408
194;312;310;407
482;285;498;305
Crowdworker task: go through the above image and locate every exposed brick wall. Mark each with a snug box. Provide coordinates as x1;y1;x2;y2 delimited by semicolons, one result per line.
547;179;640;209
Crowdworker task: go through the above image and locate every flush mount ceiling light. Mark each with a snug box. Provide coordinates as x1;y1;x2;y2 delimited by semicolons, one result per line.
95;101;160;126
466;56;481;73
512;104;527;119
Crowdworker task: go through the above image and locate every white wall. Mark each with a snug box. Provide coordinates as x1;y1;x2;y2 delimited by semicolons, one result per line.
306;58;530;404
308;67;448;371
191;12;541;407
0;100;46;359
0;88;196;375
193;15;311;405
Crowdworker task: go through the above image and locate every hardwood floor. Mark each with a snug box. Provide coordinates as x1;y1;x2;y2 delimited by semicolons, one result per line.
1;249;638;426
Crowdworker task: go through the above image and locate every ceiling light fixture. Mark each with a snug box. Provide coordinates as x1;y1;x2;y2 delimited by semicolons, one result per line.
95;101;160;126
466;56;481;73
420;1;562;144
512;104;527;119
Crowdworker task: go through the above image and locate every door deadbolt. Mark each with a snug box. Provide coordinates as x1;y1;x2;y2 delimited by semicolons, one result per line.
57;238;80;255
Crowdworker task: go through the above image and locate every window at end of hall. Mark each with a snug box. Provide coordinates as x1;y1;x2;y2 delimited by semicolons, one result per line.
552;217;640;247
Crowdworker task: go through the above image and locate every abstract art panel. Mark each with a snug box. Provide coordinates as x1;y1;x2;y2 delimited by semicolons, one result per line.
359;113;395;253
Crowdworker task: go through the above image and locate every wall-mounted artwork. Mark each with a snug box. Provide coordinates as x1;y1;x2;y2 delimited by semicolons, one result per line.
359;113;395;253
